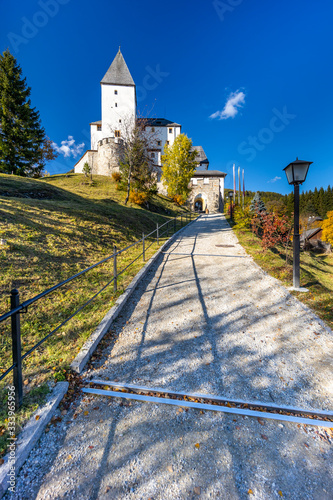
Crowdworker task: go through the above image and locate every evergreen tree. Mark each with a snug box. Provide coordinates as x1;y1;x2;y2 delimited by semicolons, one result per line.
249;192;266;213
0;49;57;176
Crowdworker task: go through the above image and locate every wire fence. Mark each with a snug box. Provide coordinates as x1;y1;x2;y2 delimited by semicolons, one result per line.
0;212;196;408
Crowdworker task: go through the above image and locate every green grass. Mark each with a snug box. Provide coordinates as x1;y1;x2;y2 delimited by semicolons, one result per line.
230;216;333;331
0;173;191;457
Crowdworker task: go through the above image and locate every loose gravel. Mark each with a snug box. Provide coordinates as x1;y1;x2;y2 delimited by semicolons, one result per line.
5;214;333;499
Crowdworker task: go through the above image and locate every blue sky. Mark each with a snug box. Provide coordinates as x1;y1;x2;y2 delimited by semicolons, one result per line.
1;0;333;195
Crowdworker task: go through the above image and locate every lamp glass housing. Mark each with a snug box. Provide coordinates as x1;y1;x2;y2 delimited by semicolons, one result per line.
283;159;312;185
228;191;233;199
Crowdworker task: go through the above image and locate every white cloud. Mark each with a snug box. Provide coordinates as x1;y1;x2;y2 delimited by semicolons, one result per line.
210;90;246;120
268;176;281;183
52;136;85;158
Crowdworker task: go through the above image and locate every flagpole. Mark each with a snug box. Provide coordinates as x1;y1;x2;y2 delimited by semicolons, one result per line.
233;164;236;204
238;166;241;205
242;169;245;209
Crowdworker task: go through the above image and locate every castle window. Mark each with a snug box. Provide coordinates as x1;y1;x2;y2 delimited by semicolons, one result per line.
115;130;121;137
169;128;173;133
115;102;118;107
166;140;170;145
97;125;101;131
157;141;161;146
151;152;155;158
114;90;118;94
119;119;121;123
151;127;155;132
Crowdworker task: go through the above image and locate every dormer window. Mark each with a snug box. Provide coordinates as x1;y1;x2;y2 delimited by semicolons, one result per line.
114;90;118;94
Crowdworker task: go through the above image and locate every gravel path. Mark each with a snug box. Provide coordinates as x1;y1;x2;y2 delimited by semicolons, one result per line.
7;214;333;499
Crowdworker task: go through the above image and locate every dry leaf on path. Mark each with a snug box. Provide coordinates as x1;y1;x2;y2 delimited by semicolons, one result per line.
195;443;200;449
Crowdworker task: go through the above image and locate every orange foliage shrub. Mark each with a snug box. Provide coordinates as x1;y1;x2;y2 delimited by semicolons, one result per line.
128;191;148;205
111;172;121;182
172;194;186;206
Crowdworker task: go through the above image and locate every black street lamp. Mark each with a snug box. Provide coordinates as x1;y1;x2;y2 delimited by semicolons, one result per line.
228;191;233;221
283;158;313;290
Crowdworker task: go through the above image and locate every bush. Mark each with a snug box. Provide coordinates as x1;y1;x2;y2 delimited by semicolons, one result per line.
172;194;186;206
128;190;148;205
233;206;252;229
111;171;121;182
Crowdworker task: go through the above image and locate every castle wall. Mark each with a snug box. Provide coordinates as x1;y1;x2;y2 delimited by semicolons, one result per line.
92;137;123;176
74;150;97;174
101;84;136;139
187;177;225;212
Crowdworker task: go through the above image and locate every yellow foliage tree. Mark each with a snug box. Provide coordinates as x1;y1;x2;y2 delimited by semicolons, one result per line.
321;211;333;245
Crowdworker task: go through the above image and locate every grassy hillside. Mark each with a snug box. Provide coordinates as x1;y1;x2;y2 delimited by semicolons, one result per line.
0;173;190;455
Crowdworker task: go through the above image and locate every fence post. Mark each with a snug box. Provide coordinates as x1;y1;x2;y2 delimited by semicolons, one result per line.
156;223;159;245
142;232;145;261
113;245;117;293
11;289;23;410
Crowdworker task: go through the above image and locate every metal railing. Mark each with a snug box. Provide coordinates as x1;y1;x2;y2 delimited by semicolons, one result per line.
0;212;196;408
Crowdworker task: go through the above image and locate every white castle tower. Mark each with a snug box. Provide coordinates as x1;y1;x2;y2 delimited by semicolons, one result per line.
90;48;136;149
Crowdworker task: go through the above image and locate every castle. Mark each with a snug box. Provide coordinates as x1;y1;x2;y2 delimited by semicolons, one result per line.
74;49;226;212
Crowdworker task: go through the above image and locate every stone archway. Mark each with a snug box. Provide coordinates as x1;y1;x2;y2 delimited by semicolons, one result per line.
194;193;207;212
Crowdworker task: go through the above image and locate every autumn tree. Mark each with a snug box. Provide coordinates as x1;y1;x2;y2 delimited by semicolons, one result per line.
110;117;157;204
161;134;198;204
0;49;57;177
321;211;333;246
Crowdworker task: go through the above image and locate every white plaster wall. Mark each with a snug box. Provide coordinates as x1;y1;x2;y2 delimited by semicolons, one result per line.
90;124;103;150
74;150;97;174
101;84;136;138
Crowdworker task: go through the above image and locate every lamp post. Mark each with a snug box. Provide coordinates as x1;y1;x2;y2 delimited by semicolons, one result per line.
228;191;233;221
283;158;313;291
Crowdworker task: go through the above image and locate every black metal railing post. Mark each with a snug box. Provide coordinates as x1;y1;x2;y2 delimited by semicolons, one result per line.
167;221;169;238
113;245;117;292
181;215;183;228
174;216;176;233
142;232;145;261
156;223;159;245
11;289;23;410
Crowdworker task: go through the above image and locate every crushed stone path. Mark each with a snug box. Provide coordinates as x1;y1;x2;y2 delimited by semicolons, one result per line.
8;214;333;500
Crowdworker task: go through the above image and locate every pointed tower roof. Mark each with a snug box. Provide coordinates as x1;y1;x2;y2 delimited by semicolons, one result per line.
101;49;135;86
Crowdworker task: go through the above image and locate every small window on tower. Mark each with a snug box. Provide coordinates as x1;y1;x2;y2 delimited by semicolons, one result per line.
115;130;121;137
166;140;170;145
151;127;155;132
169;128;173;133
119;119;121;123
97;125;101;131
114;90;118;94
115;102;118;107
157;141;161;146
151;152;155;158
